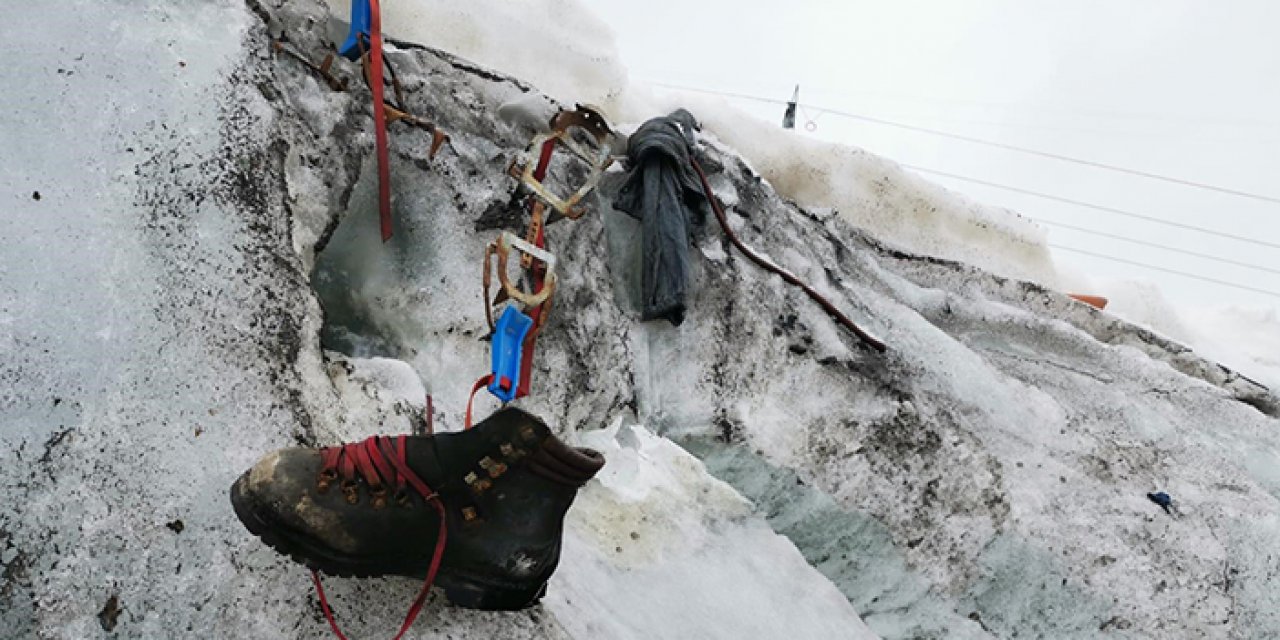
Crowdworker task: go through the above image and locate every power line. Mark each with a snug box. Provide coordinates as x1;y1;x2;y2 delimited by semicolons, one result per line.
904;164;1280;251
1037;219;1280;276
652;83;787;107
659;80;1280;246
855;111;1171;141
654;82;1280;205
1049;244;1280;299
904;163;1280;291
846;114;1280;204
650;82;1280;298
770;84;1280;131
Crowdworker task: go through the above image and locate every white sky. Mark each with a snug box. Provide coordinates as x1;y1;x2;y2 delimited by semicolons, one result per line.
589;0;1280;312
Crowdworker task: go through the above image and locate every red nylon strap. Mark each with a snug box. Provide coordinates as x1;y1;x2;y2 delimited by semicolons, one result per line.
382;436;437;506
350;443;380;491
373;437;402;483
396;437;408;479
320;447;340;472
368;0;393;241
380;437;450;638
311;509;446;640
373;438;403;490
534;137;556;179
312;571;351;640
392;497;447;639
515;138;559;399
362;438;395;489
311;435;448;640
424;394;434;435
339;447;357;481
465;374;492;430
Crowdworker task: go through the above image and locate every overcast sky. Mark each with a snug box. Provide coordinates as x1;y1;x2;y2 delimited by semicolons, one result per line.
589;0;1280;312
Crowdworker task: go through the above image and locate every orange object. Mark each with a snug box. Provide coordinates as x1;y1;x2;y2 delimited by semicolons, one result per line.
1068;293;1108;310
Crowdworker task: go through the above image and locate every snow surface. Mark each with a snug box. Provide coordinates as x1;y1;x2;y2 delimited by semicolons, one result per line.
2;1;1278;639
550;420;877;640
1060;271;1280;391
1179;306;1280;390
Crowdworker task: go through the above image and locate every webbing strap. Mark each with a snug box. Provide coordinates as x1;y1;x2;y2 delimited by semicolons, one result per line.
310;497;446;640
465;374;493;430
367;0;393;242
311;433;449;640
515;138;559;399
424;394;434;435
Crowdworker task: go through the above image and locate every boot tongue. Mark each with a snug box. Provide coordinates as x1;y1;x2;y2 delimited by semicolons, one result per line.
403;436;450;493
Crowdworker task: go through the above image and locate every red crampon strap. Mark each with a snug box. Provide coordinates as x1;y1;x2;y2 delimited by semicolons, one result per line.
533;136;556;178
368;0;393;242
424;394;434;435
465;374;493;430
312;435;449;640
514;137;559;399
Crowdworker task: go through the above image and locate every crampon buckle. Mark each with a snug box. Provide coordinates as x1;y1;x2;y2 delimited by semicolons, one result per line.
481;232;558;403
488;306;533;403
508;104;616;223
483;231;558;324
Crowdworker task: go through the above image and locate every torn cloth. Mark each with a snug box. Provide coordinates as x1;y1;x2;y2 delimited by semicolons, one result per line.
613;110;705;326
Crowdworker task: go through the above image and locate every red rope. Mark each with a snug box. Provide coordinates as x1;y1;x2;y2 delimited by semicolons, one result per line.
368;0;393;242
689;158;887;352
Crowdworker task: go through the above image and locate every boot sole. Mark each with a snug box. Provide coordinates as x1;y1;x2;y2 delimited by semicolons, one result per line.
229;475;547;610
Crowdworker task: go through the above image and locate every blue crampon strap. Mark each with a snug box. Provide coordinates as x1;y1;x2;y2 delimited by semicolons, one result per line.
489;306;533;403
338;0;373;60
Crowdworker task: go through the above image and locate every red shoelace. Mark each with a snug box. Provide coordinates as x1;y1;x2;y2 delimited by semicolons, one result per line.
312;435;447;640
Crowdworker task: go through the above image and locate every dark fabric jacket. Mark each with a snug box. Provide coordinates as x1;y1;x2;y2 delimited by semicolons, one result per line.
613;110;705;326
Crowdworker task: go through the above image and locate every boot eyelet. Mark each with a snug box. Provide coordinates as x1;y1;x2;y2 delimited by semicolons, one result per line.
500;442;526;460
394;488;412;508
340;479;360;505
316;469;338;493
479;457;509;478
370;486;388;509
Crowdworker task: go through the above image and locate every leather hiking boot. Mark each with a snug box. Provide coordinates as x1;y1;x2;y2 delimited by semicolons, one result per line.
229;406;604;613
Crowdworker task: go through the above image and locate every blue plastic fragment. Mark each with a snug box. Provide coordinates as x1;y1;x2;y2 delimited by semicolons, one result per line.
338;0;372;60
1147;491;1173;514
488;306;533;403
